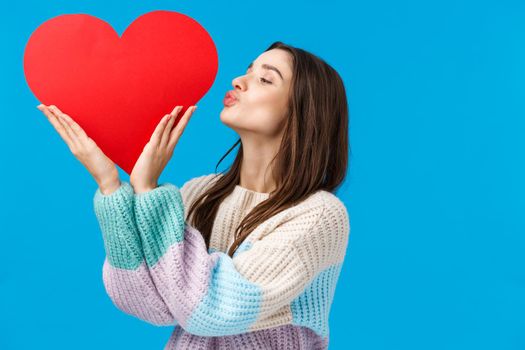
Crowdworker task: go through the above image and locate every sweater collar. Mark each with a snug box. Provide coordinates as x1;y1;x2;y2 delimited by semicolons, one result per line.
228;184;271;208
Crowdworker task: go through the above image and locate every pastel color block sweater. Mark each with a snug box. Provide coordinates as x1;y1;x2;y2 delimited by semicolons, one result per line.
93;173;350;349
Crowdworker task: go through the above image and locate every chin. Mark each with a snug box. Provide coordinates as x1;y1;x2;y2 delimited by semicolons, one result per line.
221;115;247;136
219;109;234;126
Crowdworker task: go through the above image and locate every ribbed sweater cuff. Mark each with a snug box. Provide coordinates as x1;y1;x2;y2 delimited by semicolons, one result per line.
134;183;186;267
93;181;144;270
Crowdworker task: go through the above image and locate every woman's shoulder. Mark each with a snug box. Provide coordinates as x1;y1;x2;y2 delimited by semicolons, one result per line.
249;189;350;245
287;191;350;273
316;190;350;227
283;189;349;227
180;172;220;192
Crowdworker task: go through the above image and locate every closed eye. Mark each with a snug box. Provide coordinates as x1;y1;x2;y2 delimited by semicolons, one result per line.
260;77;272;84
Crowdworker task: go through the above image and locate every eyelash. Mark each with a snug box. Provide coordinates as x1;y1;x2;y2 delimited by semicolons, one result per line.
245;69;272;84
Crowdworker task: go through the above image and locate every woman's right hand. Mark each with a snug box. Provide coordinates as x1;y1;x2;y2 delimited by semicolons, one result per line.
37;104;121;195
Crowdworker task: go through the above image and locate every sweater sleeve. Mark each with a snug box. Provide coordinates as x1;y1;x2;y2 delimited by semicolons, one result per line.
93;181;176;326
133;183;348;337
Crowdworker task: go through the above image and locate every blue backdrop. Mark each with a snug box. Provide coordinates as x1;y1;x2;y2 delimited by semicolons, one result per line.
1;0;524;349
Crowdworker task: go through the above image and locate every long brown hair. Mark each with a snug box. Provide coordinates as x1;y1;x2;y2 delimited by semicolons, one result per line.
186;41;350;257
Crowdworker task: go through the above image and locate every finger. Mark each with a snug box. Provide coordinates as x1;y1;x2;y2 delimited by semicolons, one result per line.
38;105;77;150
170;105;182;115
160;106;182;148
149;113;172;147
167;106;196;150
48;105;82;149
48;105;95;150
175;106;196;133
50;105;89;140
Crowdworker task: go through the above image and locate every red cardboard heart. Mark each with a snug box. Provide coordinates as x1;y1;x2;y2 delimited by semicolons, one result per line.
24;11;218;174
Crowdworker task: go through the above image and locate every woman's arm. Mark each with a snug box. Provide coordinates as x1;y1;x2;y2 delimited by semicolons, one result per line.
35;104;188;326
93;181;176;326
133;183;349;336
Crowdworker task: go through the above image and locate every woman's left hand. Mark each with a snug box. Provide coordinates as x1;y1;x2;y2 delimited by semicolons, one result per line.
130;105;197;194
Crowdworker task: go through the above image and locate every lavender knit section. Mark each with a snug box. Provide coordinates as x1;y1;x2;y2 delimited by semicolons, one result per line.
148;226;222;330
165;324;328;350
102;257;176;326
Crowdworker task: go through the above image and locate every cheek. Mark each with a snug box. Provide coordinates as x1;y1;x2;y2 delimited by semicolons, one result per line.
245;90;285;117
243;107;286;136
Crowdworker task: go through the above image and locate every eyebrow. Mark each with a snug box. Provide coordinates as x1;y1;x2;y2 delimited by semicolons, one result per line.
247;62;284;81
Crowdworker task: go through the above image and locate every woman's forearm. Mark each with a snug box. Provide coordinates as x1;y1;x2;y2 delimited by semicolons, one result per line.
99;177;122;195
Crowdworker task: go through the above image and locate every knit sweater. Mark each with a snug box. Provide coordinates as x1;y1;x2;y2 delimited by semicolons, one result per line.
93;173;350;349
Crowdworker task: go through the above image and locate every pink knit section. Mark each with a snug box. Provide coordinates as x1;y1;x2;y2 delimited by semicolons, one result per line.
148;226;222;329
164;324;329;350
102;258;175;326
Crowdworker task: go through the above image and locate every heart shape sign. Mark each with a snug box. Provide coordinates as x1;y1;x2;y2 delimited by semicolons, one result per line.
24;11;218;174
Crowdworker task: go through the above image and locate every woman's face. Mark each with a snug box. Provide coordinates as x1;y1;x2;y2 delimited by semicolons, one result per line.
220;48;293;139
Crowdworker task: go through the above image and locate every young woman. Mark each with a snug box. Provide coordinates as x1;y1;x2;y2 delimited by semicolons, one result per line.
37;41;351;350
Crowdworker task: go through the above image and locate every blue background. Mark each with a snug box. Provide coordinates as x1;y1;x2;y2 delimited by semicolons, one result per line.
1;0;524;349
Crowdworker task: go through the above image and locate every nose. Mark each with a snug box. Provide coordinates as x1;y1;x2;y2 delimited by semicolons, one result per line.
232;75;246;92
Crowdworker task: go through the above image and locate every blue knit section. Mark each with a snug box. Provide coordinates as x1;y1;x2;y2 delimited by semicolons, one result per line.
290;263;343;338
185;252;263;336
93;181;144;270
134;183;186;267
